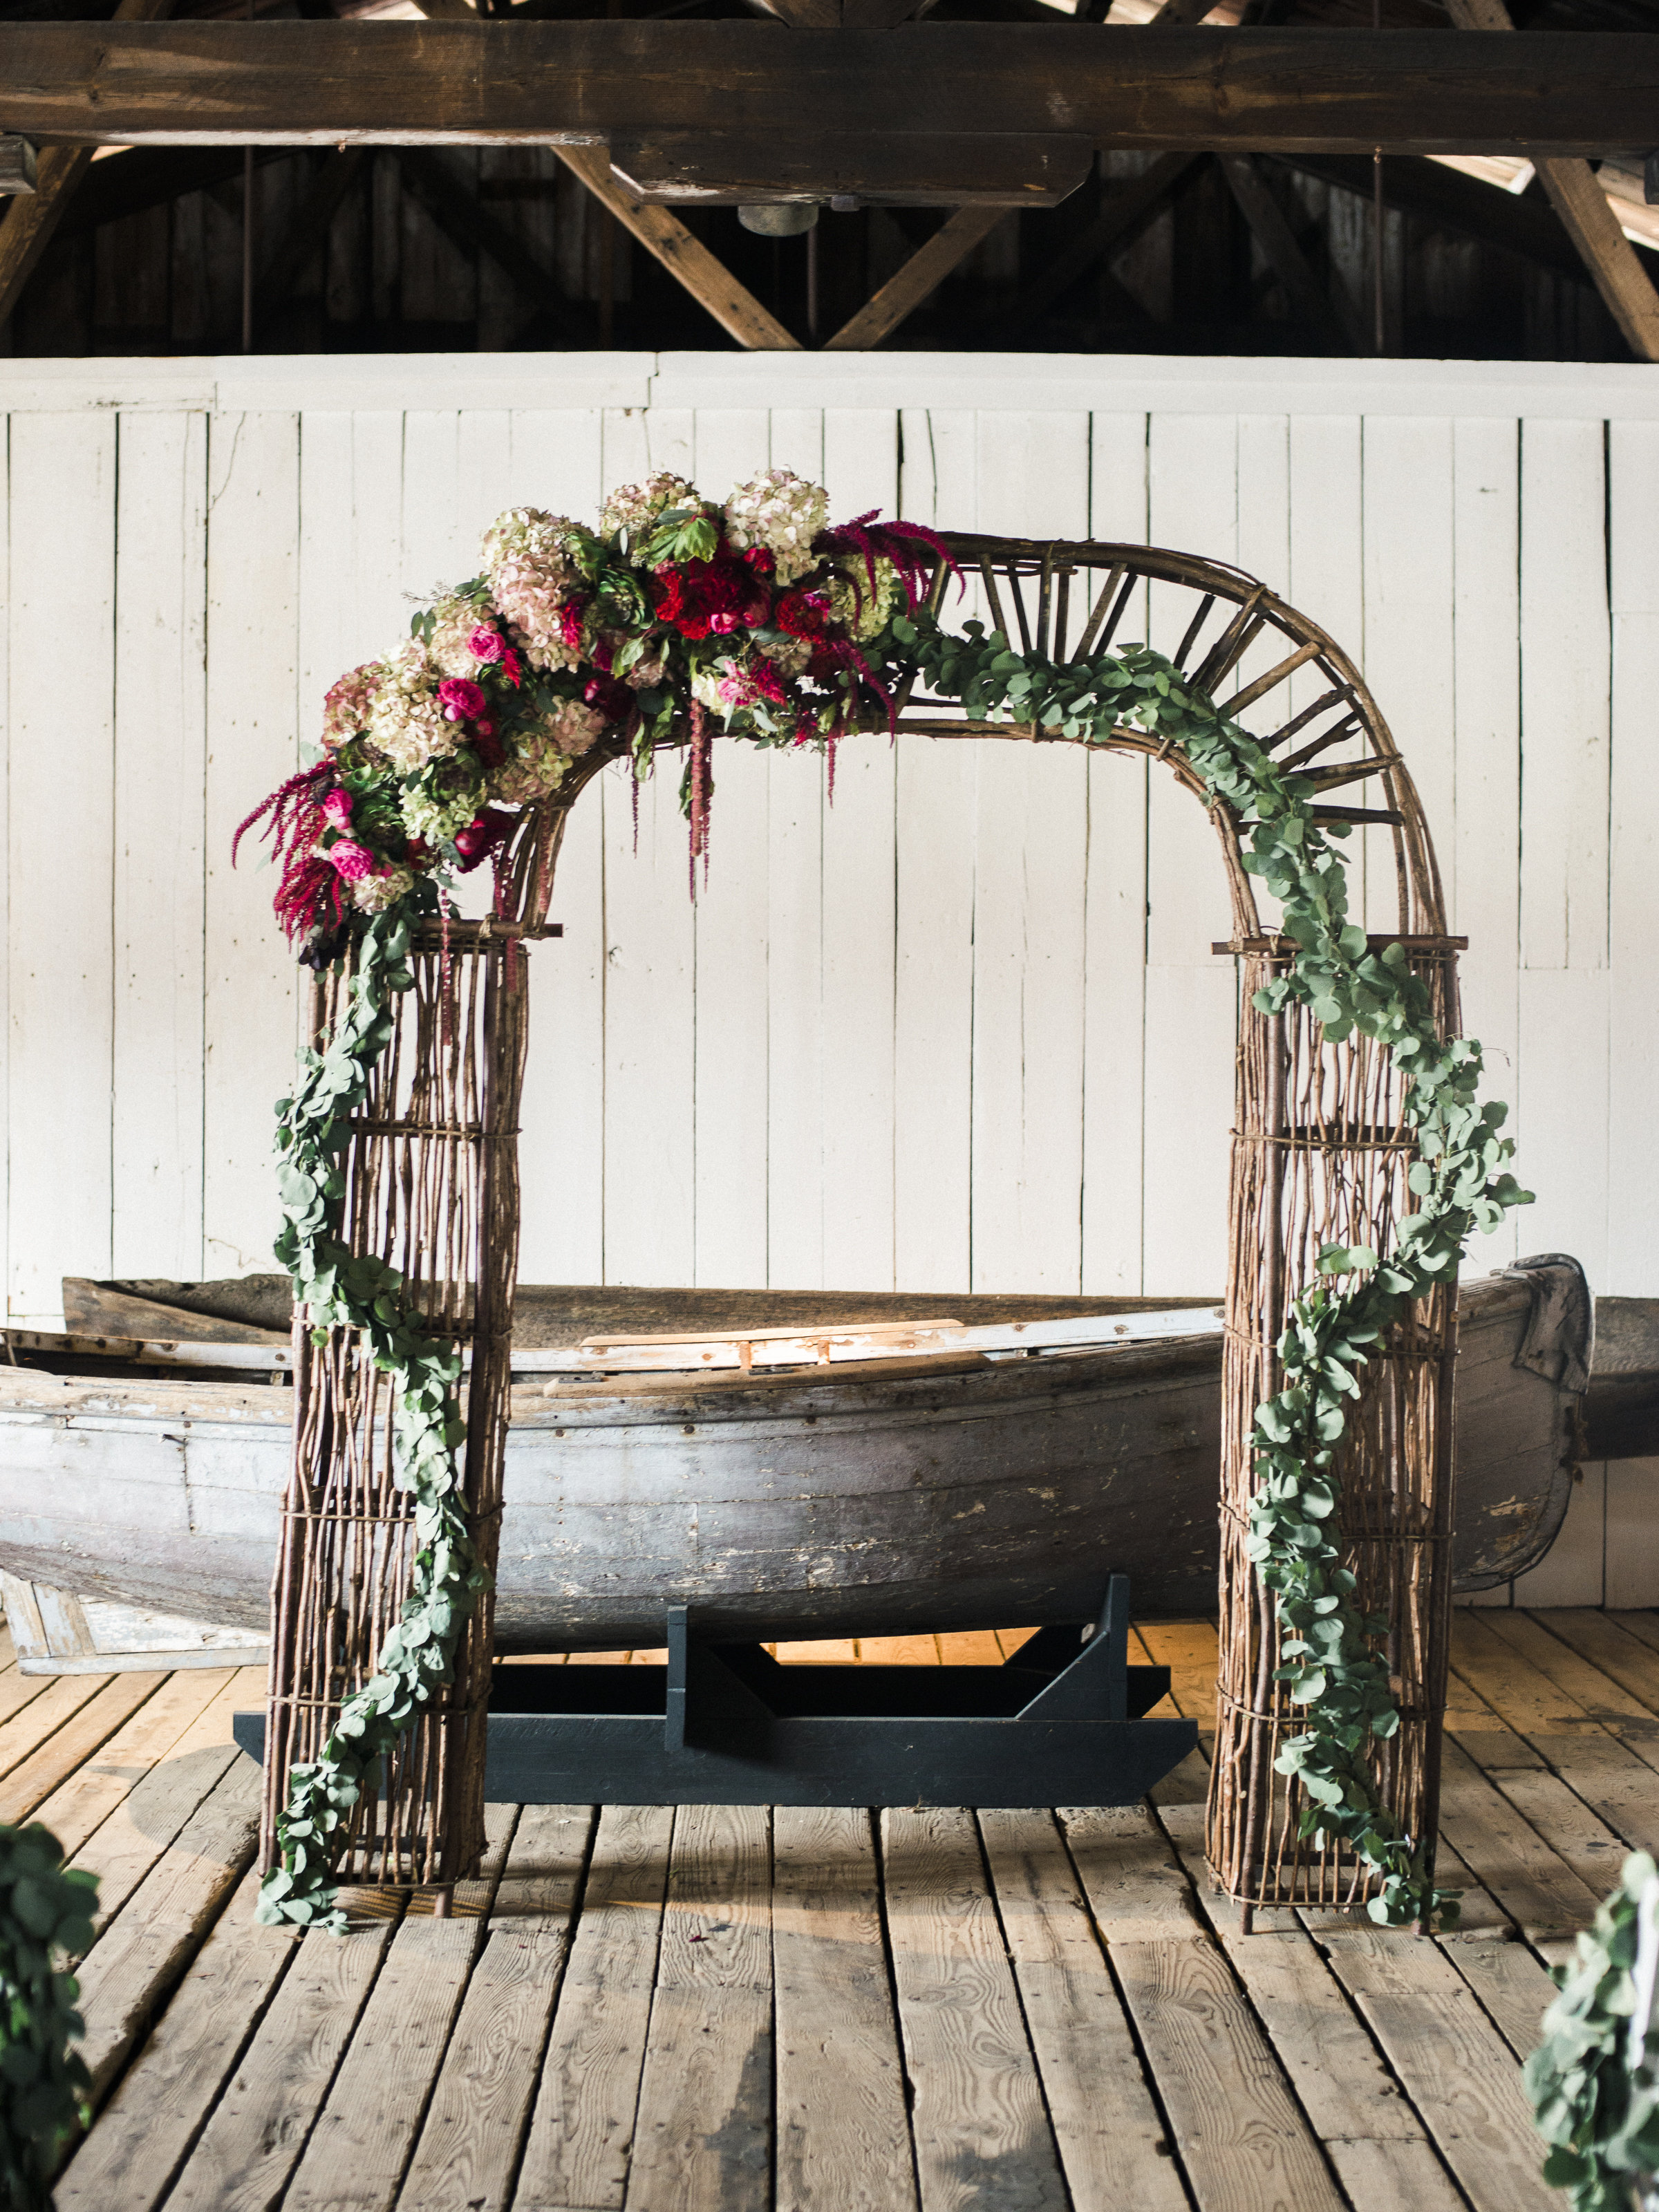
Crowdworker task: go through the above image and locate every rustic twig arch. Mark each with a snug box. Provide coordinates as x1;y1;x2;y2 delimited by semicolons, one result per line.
888;534;1460;1910
257;510;1477;1929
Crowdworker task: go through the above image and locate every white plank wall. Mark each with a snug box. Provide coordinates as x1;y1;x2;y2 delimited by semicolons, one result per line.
3;350;1658;1603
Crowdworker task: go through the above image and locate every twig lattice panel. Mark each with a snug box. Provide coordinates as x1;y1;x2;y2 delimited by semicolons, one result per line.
1210;944;1460;1907
261;921;529;1886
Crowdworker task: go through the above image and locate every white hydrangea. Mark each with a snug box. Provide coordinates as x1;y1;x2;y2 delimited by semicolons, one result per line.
350;865;415;914
401;774;485;848
487;734;572;807
723;469;829;585
480;507;583;664
827;554;901;642
601;472;697;541
365;646;462;773
427;592;489;679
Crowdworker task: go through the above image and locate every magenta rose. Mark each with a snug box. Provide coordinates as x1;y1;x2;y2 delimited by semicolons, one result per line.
438;677;487;722
320;787;353;830
325;838;379;883
467;625;504;663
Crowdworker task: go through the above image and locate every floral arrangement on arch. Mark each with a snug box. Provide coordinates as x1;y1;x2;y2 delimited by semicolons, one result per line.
237;469;950;955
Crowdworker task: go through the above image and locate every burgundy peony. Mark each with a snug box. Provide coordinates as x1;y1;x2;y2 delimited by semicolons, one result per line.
653;554;754;642
438;677;487;722
776;590;831;643
325;838;380;883
453;807;516;873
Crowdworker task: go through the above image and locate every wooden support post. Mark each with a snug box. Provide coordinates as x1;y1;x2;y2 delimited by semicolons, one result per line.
824;205;1006;350
1443;0;1659;362
555;142;800;351
1218;153;1360;352
0;0;176;328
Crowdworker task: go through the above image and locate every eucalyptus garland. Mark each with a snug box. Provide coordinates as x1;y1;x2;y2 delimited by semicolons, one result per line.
899;610;1532;1928
255;899;489;1934
1526;1852;1659;2211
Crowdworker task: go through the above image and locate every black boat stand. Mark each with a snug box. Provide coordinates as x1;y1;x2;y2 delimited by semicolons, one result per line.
234;1576;1197;1809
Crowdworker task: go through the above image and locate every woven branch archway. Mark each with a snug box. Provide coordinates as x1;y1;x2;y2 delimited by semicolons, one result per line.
892;534;1459;1911
265;529;1458;1918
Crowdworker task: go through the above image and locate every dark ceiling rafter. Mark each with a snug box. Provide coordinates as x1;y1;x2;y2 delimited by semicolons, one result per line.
0;23;1652;157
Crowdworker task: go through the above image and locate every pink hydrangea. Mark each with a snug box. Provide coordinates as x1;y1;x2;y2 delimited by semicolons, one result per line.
438;677;487;722
324;838;379;883
321;663;383;750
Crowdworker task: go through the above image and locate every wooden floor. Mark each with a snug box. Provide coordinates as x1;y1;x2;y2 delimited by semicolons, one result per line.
12;1610;1659;2211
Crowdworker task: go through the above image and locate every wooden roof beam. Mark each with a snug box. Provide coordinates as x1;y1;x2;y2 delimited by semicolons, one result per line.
0;24;1652;158
1443;0;1659;362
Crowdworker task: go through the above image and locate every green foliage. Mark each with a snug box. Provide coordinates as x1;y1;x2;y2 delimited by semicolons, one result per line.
260;901;490;1934
1526;1853;1659;2209
0;1823;99;2210
899;610;1533;1928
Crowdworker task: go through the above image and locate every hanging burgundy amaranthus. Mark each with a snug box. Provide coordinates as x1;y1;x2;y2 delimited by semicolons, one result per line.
235;468;958;954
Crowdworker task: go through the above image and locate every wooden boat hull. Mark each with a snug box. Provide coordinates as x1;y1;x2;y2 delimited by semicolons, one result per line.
0;1261;1587;1647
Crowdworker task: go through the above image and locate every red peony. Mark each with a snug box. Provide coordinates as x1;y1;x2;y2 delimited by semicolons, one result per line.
653;554;753;642
776;590;832;643
438;677;487;722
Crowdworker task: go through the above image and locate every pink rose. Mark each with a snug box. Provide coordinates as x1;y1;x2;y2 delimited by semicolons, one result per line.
476;718;496;738
320;787;353;830
325;838;379;883
707;611;741;635
438;677;487;722
468;626;503;663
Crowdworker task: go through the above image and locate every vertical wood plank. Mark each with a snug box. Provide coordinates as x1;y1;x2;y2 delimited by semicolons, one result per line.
766;406;827;1289
1519;417;1611;975
204;409;300;1280
1361;415;1454;936
1451;418;1523;1268
1082;413;1150;1296
626;1802;774;2212
8;413;116;1318
882;1805;1067;2212
113;411;209;1281
894;407;975;1293
690;406;772;1288
1143;413;1237;1298
602;761;695;1284
1608;418;1659;1299
971;409;1089;1293
820;407;900;1288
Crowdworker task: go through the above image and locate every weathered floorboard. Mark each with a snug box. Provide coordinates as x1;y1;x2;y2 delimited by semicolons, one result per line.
281;1806;518;2212
882;1805;1068;2212
625;1801;774;2212
397;1805;594;2212
773;1805;915;2212
514;1801;675;2211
